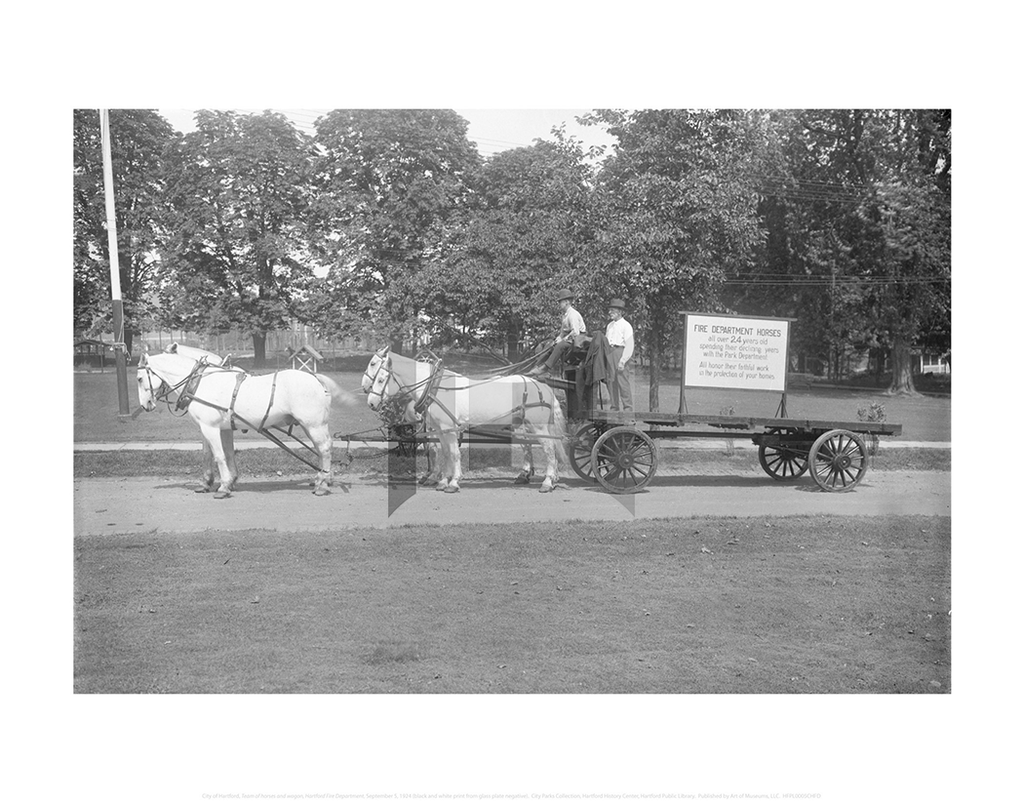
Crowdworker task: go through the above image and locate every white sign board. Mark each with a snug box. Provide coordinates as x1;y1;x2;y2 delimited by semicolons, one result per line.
683;313;790;392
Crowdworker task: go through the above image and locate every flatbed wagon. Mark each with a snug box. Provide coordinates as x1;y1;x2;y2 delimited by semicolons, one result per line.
561;408;901;495
542;310;903;495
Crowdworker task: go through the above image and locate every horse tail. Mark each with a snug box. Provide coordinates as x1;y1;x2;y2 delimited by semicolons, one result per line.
315;373;360;406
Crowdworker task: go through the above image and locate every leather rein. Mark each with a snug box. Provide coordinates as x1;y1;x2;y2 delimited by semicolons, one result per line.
373;353;555;437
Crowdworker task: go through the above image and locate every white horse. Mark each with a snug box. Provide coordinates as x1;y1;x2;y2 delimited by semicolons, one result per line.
137;348;343;497
364;348;567;493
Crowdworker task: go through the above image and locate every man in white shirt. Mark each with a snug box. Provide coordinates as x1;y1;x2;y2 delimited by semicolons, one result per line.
604;298;634;411
529;289;586;379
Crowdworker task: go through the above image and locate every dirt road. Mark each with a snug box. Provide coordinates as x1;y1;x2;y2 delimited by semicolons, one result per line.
74;469;950;536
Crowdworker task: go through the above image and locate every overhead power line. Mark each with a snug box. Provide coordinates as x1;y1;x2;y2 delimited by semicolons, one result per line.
723;276;948;287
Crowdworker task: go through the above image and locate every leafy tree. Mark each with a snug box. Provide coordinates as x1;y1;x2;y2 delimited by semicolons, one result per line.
744;110;951;392
73;109;177;353
728;110;878;378
306;110;480;350
860;110;951;394
417;134;598;359
857;182;950;391
585;109;765;409
158;110;313;366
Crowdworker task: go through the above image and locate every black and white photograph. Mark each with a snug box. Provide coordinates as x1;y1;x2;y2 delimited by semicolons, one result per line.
71;105;951;698
10;4;1016;804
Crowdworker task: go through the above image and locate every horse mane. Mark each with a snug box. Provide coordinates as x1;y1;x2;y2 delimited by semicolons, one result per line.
146;350;201;373
146;350;236;383
165;342;225;366
387;352;418;375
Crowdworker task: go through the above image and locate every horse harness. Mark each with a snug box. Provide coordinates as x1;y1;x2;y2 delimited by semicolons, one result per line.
140;354;338;477
379;355;557;441
177;362;284;433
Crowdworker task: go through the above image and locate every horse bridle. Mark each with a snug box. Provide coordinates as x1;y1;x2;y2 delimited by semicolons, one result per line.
139;360;170;404
138;357;197;410
365;349;444;425
362;346;392;398
364;347;422;420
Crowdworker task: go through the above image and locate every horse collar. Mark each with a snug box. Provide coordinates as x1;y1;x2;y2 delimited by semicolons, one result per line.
175;359;208;411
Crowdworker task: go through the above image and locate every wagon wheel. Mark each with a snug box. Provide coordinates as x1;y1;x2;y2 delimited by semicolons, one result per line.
591;426;659;495
758;430;809;480
569;422;599;481
808;429;868;492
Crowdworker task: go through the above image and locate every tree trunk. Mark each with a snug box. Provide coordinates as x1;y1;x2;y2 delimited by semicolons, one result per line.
253;332;267;368
887;335;918;395
872;347;886;385
506;329;520;363
648;337;660;412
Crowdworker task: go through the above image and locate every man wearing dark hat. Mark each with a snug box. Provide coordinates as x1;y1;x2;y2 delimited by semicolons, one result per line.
528;288;586;379
605;298;634;411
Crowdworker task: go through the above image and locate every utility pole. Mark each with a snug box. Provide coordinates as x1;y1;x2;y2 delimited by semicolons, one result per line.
100;109;131;416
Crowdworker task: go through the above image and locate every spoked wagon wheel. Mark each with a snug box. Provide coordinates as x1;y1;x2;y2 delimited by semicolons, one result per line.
758;430;809;481
808;429;868;492
569;422;599;481
591;426;659;494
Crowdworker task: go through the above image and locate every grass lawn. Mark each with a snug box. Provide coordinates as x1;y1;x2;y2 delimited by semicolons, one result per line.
74;513;951;694
74;363;952;444
73;442;951;479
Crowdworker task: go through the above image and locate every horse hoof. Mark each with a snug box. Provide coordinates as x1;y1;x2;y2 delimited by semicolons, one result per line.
313;488;331;496
539;485;553;494
444;486;460;494
513;473;531;485
213;491;232;499
195;487;212;494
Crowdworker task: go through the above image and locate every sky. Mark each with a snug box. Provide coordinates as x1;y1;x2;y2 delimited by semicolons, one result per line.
157;108;617;160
